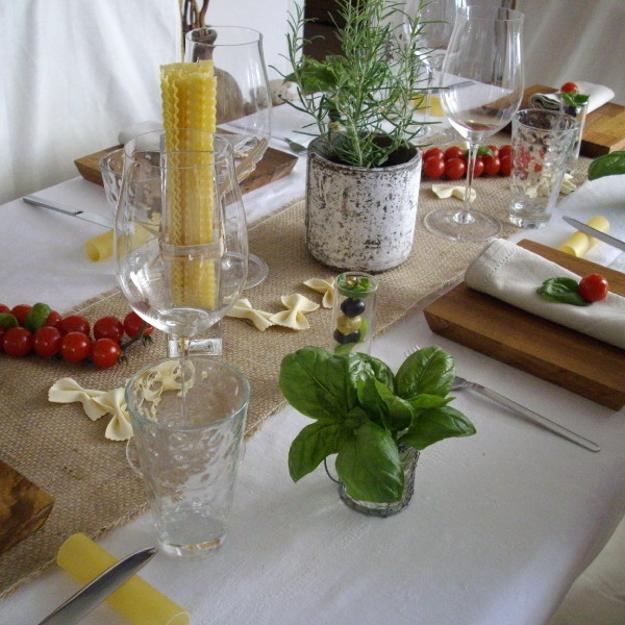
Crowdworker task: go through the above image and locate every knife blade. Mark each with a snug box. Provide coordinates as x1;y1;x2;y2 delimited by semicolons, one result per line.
563;216;625;253
36;546;157;625
23;195;113;229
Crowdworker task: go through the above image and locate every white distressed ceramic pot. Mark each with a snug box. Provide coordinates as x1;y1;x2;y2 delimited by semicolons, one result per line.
305;138;422;272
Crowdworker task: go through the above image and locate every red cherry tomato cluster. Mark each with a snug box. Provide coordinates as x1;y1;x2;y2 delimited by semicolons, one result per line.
422;144;513;180
0;304;153;368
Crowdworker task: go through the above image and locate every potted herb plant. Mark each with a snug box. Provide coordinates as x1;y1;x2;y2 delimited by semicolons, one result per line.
281;0;430;272
279;346;476;516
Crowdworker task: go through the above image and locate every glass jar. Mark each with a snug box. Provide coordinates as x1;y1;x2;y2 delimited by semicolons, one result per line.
339;445;419;517
332;272;377;356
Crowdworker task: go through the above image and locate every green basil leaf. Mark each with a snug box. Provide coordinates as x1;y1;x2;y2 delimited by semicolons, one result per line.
351;353;395;391
290;57;337;93
372;380;415;431
288;420;343;482
560;91;590;108
400;406;476;450
536;277;589;306
356;376;386;422
279;348;366;421
23;302;51;331
588;151;625;181
407;393;452;410
336;420;403;503
395;346;455;399
0;313;18;329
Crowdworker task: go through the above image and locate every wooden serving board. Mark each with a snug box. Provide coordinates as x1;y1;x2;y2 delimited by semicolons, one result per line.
521;84;625;157
0;459;54;555
75;144;298;195
424;240;625;409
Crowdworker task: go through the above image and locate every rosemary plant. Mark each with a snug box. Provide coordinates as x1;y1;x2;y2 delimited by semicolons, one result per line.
282;0;430;168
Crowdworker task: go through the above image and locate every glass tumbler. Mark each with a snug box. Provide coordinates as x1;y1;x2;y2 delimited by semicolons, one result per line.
508;109;579;229
332;272;377;355
125;357;250;557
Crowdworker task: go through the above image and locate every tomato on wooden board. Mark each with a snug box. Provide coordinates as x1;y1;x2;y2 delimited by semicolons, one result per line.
444;146;464;161
11;305;31;325
3;327;33;357
483;154;501;176
34;326;62;358
92;338;122;368
61;332;91;363
560;81;578;93
423;147;444;161
499;154;513;176
123;312;153;339
45;311;63;329
578;273;609;302
445;157;466;180
94;316;124;342
60;315;90;336
423;156;445;179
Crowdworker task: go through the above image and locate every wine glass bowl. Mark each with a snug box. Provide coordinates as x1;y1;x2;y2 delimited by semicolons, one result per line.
424;5;524;241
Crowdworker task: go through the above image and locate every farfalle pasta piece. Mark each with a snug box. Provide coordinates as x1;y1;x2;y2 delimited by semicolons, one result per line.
303;278;335;308
226;298;274;331
432;184;476;202
270;294;319;330
48;378;111;421
100;388;134;442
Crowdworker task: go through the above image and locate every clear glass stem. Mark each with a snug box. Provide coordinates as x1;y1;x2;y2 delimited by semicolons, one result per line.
172;334;191;421
458;143;479;225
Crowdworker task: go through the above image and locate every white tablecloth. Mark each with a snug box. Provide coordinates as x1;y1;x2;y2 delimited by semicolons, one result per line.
1;106;625;625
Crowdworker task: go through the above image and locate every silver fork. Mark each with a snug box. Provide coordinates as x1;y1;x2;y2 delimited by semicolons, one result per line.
404;347;600;453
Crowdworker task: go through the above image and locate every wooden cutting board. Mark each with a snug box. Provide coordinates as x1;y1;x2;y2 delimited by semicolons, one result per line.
75;144;298;195
424;240;625;409
0;459;54;555
521;85;625;157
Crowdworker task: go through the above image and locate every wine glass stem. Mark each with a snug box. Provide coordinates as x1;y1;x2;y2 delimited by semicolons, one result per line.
459;143;479;224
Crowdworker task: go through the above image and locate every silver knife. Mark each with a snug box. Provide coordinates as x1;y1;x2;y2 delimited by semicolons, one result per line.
36;546;157;625
23;195;113;229
563;216;625;253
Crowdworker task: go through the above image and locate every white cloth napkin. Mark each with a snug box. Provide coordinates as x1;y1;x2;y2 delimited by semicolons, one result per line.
577;81;615;113
465;239;625;350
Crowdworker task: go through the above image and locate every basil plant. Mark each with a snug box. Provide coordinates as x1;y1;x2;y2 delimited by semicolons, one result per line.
279;346;476;504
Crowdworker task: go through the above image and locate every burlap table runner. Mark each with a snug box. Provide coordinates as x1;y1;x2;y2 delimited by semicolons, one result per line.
0;171;543;596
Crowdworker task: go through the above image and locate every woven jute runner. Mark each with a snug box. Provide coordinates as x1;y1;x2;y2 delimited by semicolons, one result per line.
0;168;554;596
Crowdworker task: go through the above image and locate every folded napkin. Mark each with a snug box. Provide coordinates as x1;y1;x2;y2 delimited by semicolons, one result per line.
530;81;614;115
465;239;625;350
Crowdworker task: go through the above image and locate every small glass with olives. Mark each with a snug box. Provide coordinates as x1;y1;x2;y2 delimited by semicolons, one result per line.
332;272;377;355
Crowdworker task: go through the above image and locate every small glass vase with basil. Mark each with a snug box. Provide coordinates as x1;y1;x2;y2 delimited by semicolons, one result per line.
279;346;476;517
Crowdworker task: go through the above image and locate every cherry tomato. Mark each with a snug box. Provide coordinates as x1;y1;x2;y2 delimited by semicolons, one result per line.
499;154;513;176
578;273;609;302
45;310;63;329
11;305;31;326
483;154;501;176
487;145;499;158
123;312;153;339
61;332;91;363
472;157;485;177
94;316;124;342
445;157;466;181
33;326;62;358
0;304;9;314
60;315;90;336
92;338;122;368
444;146;464;161
0;328;5;352
560;82;578;93
498;144;513;159
3;327;33;357
423;156;445;179
423;147;444;161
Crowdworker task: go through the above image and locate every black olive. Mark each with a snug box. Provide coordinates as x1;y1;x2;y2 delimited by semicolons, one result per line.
341;297;365;317
334;329;361;344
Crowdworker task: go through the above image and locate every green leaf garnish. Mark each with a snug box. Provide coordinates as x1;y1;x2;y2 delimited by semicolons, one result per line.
537;277;589;306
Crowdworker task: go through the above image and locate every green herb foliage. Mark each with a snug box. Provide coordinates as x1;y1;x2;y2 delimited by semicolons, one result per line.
279;0;431;168
536;277;589;306
588;151;625;181
560;91;590;109
279;346;476;503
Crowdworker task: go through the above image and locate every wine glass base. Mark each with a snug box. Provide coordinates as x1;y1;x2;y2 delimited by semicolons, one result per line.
423;208;502;242
245;253;269;289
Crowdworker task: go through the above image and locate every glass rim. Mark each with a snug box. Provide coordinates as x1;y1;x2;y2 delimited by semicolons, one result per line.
99;147;124;175
123;130;231;163
513;107;581;133
125;356;251;432
185;25;263;47
458;5;524;22
336;271;378;296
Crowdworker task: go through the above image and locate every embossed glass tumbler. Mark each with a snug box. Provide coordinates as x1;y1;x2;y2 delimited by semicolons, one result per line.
125;357;250;557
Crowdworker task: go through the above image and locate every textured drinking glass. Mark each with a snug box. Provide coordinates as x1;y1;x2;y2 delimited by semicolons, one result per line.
508;109;579;228
125;357;250;556
100;148;124;208
563;99;589;172
332;272;377;356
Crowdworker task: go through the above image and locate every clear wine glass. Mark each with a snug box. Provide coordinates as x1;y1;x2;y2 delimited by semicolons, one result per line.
424;5;524;241
115;129;248;352
185;25;271;289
